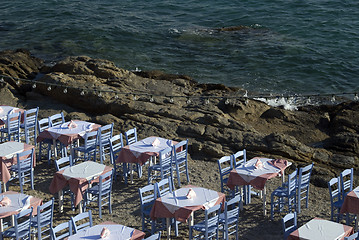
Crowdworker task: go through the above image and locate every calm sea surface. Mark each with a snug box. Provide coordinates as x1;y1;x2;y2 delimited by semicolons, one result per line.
0;0;358;98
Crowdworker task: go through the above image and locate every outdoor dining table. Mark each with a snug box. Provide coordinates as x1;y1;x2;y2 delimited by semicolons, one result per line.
116;136;177;183
0;106;25;127
226;157;290;216
340;186;359;230
49;161;112;213
288;218;354;240
150;185;225;240
0;141;35;191
66;221;145;240
36;120;101;158
0;191;42;232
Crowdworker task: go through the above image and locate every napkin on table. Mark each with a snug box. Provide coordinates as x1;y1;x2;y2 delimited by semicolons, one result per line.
68;120;78;129
186;188;197;199
0;196;11;207
152;138;161;147
0;107;3;113
100;227;111;239
254;159;263;169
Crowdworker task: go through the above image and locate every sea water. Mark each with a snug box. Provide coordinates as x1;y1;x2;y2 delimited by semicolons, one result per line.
0;0;358;102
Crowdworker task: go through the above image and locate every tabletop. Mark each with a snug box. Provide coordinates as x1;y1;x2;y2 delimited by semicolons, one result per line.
116;136;177;165
0;191;42;219
0;141;36;183
150;185;225;222
67;222;145;240
0;106;23;121
36;120;101;146
340;186;359;215
288;218;353;240
49;161;113;206
227;157;288;190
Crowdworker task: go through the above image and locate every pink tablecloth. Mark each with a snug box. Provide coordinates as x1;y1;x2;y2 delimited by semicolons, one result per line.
150;185;225;222
36;120;101;146
288;218;353;240
67;221;145;240
0;142;36;183
49;161;113;206
340;186;359;215
0;191;42;219
227;157;288;190
116;136;177;165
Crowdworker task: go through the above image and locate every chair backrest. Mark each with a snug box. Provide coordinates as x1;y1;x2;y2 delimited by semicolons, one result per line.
55;156;73;171
48;112;65;127
125;128;137;145
34;198;54;230
232;149;246;168
14;207;33;239
98;170;114;195
217;155;233;192
340;168;353;199
344;232;359;240
70;210;93;233
84;129;99;148
145;232;161;240
38;118;50;134
6;112;21;134
17;148;35;170
298;163;314;189
287;169;298;195
204;204;221;238
156;177;174;197
23;107;39;128
282;212;297;240
173;140;188;163
139;184;156;212
98;123;113;144
328;177;341;205
224;195;241;223
109;134;123;164
159;147;173;178
51;221;72;240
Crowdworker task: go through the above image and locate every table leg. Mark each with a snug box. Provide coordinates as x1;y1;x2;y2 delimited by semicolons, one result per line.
70;144;74;159
356;214;359;231
0;218;3;233
79;201;83;213
2;182;6;192
263;186;267;216
166;217;171;240
58;190;63;213
53;139;57;159
129;164;134;184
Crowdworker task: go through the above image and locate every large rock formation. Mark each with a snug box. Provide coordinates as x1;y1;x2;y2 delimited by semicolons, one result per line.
0;49;358;187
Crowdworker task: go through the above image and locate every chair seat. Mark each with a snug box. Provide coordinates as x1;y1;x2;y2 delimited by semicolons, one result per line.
149;164;161;171
30;218;52;227
74;145;96;152
87;185;111;195
191;221;217;233
333;200;344;208
218;213;238;225
3;227;29;238
272;187;293;197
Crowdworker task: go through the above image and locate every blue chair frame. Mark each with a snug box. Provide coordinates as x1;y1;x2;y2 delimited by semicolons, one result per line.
50;221;73;240
31;198;54;240
282;212;297;240
21;107;39;145
173;140;190;188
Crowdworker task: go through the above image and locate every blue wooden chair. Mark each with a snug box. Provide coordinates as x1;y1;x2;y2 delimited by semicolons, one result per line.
2;207;33;239
48;112;65;127
37;118;53;164
189;204;222;240
55;156;75;210
109;134;127;182
297;163;314;213
70;210;93;234
231;150;252;203
31;198;54;240
173;140;190;188
0;112;21;142
84;169;114;219
270;169;298;220
8;148;35;193
219;195;241;240
328;177;343;222
148;146;174;184
282;212;297;240
20;107;39;145
73;129;99;162
124;127;142;178
144;232;161;240
340;168;353;200
345;232;359;240
97;123;113;164
217;155;233;195
232;149;246;168
50;221;73;240
139;183;156;234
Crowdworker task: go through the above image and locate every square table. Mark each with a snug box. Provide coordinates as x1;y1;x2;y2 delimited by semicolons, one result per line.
0;191;43;232
288;218;354;240
226;157;290;215
340;186;359;230
67;221;145;240
49;161;113;213
0;106;25;127
36;120;101;158
150;185;225;239
0;141;36;191
116;136;177;183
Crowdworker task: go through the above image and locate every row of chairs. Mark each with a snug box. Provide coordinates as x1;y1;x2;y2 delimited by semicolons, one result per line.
328;168;354;223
